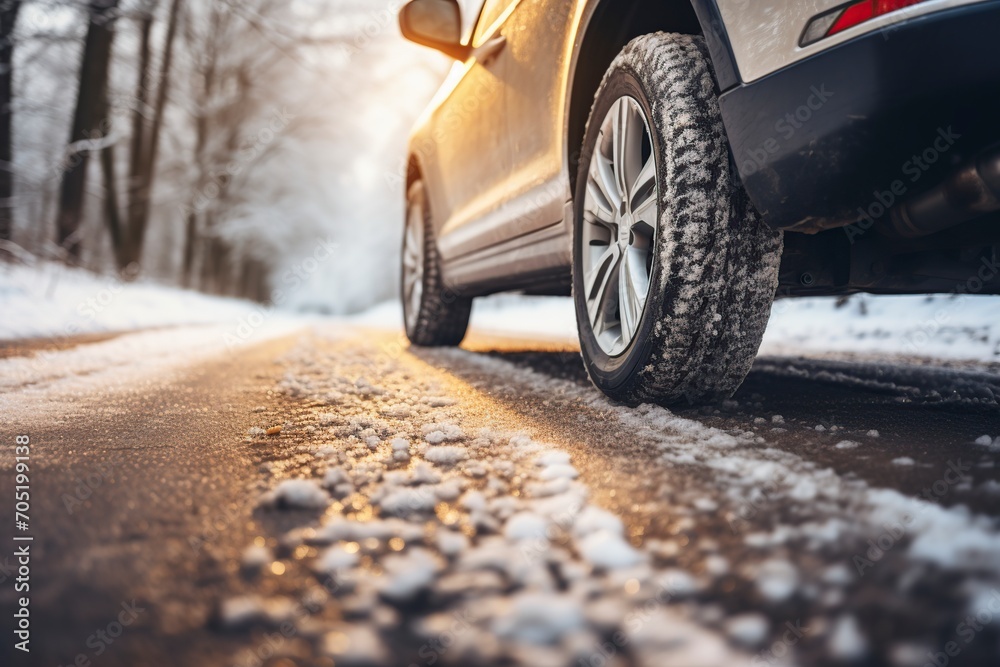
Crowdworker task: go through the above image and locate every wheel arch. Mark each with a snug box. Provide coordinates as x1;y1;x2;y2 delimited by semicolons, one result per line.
564;0;739;195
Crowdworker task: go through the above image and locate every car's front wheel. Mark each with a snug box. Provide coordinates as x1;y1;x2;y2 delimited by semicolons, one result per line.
573;33;783;405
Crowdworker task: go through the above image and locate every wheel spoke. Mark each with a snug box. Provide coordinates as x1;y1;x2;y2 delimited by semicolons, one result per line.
403;244;418;271
404;267;419;296
612;100;644;204
595;146;621;208
410;281;423;320
612;101;630;201
584;243;620;331
585;174;616;222
630;155;656;214
632;192;656;230
618;250;648;345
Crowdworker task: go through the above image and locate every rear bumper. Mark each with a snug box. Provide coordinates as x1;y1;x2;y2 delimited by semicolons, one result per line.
719;0;1000;232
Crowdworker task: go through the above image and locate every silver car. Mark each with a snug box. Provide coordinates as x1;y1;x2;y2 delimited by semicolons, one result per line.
399;0;1000;404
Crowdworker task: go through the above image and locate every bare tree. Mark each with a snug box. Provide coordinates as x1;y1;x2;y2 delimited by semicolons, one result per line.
0;0;22;243
108;0;155;268
55;0;120;261
180;0;221;287
121;0;180;268
180;0;300;294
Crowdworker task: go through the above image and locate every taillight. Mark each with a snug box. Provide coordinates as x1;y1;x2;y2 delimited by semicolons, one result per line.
801;0;930;46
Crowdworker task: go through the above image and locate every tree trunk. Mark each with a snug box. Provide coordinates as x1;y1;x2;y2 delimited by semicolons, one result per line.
214;240;230;295
118;8;153;268
55;0;120;261
100;142;125;267
182;3;217;287
123;0;181;268
0;0;22;243
181;208;198;286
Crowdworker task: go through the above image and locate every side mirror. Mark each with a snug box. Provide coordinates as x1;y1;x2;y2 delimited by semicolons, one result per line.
399;0;471;61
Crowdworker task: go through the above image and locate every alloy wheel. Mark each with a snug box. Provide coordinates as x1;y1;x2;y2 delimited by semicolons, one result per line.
580;96;659;356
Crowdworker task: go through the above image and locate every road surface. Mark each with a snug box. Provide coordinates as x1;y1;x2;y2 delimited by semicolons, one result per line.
0;321;998;667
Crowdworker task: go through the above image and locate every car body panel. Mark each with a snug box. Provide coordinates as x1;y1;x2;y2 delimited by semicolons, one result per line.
412;39;512;258
503;0;575;217
721;0;1000;231
717;0;992;83
409;0;592;290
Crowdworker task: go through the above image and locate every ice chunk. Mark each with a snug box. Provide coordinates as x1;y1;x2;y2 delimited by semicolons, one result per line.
755;559;799;602
378;548;442;601
577;530;643;569
424;445;468;466
572;506;624;538
492;592;584;644
504;512;550;541
262;479;330;510
538;463;579;480
724;613;769;647
828;615;868;661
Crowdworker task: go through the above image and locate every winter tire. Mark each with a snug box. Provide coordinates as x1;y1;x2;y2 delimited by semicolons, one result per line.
402;180;472;346
573;33;783;405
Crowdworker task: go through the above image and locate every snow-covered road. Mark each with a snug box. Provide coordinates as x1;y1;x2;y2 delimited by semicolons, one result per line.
2;318;997;667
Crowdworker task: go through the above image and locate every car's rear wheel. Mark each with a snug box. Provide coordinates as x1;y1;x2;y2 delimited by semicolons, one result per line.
402;180;472;346
573;33;783;405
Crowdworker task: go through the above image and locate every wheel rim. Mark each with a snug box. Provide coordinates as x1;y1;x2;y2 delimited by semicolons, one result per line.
402;195;425;332
581;96;658;357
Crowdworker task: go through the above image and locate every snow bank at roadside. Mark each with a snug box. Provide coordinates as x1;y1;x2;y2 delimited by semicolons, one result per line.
0;261;261;341
760;293;999;362
8;256;996;365
353;292;1000;363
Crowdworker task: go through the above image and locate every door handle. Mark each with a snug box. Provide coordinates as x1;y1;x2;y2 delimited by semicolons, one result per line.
473;35;507;67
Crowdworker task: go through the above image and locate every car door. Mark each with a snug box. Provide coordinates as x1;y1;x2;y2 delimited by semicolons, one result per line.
498;0;577;239
431;0;514;263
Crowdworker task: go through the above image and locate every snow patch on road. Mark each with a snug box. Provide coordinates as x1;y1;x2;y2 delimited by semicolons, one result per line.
0;321;301;421
433;344;1000;597
237;335;752;666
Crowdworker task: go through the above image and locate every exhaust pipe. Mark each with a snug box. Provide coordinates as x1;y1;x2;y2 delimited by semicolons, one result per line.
888;143;1000;238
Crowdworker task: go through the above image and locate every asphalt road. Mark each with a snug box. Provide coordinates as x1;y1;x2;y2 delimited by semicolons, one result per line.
0;324;998;667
